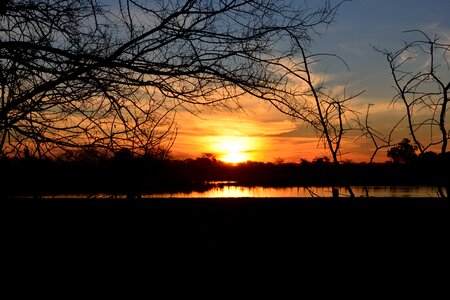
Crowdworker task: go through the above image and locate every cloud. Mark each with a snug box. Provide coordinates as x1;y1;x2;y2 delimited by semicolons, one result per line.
338;43;364;56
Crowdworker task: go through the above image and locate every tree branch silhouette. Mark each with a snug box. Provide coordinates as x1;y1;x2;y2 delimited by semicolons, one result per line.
375;30;449;155
1;0;346;157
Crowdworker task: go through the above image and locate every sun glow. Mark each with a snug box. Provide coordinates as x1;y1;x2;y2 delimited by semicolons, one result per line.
223;151;246;164
212;136;254;164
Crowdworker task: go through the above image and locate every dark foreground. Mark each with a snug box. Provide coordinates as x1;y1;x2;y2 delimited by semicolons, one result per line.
4;197;448;248
3;197;449;291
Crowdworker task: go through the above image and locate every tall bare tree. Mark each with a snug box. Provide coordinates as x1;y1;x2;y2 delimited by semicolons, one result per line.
266;41;362;197
1;0;345;158
376;30;450;155
362;30;450;198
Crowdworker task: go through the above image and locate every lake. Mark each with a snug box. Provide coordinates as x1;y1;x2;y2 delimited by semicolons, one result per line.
144;185;442;198
40;184;444;198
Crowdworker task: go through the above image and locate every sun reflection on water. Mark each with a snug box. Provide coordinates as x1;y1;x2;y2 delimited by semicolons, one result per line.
142;185;440;198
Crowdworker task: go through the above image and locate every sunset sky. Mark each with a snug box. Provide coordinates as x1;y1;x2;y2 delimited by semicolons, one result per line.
169;0;450;163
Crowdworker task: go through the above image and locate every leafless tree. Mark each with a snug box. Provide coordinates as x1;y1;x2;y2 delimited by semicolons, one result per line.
265;41;362;197
1;0;346;158
376;30;450;155
361;30;449;198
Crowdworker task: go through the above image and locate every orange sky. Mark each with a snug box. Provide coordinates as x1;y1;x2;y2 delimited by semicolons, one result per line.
170;93;448;163
171;98;380;163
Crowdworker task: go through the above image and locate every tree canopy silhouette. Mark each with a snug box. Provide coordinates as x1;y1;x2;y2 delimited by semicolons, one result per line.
387;138;418;164
0;0;345;158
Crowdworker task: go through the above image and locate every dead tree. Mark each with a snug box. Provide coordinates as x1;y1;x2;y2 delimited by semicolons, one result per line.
266;41;363;197
370;30;450;198
376;30;449;155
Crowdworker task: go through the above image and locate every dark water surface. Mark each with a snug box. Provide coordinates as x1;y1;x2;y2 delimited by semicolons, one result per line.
32;185;443;198
144;185;442;198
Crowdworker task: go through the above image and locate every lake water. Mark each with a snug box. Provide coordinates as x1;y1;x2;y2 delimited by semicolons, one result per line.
46;185;444;198
143;185;442;198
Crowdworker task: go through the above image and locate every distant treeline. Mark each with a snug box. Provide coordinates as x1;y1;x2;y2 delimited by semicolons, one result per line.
1;151;448;197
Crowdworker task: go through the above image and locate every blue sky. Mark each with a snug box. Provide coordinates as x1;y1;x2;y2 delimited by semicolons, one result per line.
312;0;450;100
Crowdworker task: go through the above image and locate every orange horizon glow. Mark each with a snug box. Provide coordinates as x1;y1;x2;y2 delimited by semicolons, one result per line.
171;100;409;164
210;136;255;163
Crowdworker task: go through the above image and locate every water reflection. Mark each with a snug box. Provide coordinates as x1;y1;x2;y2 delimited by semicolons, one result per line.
34;185;442;198
144;185;441;198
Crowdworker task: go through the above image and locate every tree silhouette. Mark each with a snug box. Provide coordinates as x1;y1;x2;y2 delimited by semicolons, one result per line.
0;0;345;158
266;33;362;197
376;30;450;155
363;30;449;197
387;138;418;164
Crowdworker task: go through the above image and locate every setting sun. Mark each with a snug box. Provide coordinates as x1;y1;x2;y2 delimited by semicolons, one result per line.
223;151;246;164
212;136;254;163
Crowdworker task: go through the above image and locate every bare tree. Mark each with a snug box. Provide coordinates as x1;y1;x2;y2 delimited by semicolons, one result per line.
376;30;450;155
265;42;362;197
363;30;450;198
0;0;181;158
1;0;345;158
